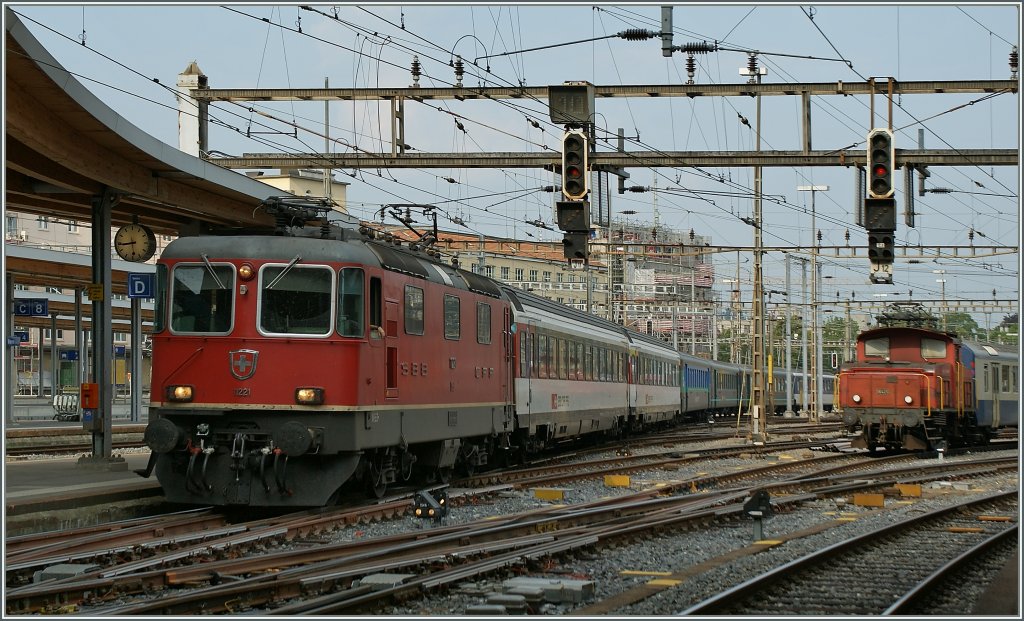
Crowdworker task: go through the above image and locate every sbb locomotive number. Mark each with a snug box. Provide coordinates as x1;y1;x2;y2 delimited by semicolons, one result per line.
400;362;428;376
234;387;252;397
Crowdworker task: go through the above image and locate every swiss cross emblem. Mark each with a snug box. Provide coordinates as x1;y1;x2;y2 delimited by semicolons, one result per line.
229;349;259;380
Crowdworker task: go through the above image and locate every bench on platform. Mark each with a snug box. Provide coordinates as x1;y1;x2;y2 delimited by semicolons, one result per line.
52;393;80;421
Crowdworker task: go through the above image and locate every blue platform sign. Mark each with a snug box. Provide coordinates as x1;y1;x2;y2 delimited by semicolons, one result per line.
60;350;79;361
14;331;29;342
114;346;126;356
13;299;48;316
127;273;154;299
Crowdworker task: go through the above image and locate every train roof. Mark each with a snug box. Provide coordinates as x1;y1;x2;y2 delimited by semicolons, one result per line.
962;340;1019;362
162;232;504;299
499;284;677;354
855;325;956;341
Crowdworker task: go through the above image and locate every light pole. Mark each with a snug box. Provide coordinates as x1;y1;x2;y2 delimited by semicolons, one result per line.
797;185;828;423
783;254;794;417
933;269;947;331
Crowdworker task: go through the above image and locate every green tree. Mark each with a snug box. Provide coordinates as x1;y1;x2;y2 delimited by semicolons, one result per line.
941;312;980;338
991;313;1019;345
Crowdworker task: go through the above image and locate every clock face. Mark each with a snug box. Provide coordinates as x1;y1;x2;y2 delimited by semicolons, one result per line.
114;224;157;262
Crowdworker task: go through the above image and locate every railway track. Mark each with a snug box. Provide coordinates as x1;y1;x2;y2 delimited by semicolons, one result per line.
680;492;1019;616
4;425;146;457
6;450;1016;615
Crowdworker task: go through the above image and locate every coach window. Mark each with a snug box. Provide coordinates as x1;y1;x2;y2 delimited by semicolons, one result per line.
529;332;537;377
519;330;527;375
444;294;461;340
921;338;946;360
260;265;333;336
476;302;492;344
1001;365;1010;393
405;285;424;335
577;340;585;379
337;268;364;337
538;334;548;378
864;337;889;358
551;339;561;379
171;263;235;334
567;340;577;379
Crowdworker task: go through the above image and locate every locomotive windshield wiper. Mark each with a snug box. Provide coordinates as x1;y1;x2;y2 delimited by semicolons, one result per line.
200;254;227;289
266;255;302;290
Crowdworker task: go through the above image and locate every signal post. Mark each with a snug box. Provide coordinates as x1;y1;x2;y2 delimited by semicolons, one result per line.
549;83;595;267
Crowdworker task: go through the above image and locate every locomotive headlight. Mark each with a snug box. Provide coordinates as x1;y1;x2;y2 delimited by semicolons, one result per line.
904;395;913;404
852;394;862;403
238;263;255;281
166;384;194;402
295;387;325;405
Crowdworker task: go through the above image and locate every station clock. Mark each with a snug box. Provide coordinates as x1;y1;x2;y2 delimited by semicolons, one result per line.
114;222;157;262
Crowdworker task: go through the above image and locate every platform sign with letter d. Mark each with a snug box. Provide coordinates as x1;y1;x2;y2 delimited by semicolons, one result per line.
127;273;154;299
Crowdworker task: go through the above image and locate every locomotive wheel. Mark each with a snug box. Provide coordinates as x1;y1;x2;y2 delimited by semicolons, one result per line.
366;462;387;499
438;467;453;484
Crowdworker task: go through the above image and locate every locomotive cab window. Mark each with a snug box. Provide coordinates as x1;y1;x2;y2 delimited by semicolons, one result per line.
864;337;889;358
921;338;947;360
259;264;333;336
170;263;235;334
337;268;364;337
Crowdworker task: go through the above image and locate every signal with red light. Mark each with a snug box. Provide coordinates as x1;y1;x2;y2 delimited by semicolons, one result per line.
867;128;894;199
561;130;589;200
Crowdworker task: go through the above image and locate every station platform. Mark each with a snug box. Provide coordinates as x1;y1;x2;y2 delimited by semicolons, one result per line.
5;396;149;425
5;450;161;536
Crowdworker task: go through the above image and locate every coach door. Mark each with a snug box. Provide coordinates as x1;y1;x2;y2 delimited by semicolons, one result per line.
990;363;1004;427
503;308;514;429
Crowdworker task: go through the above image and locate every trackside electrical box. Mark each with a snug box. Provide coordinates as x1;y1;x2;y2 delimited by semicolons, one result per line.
81;383;100;431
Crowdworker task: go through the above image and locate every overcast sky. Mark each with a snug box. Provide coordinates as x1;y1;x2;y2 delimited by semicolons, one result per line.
7;3;1021;322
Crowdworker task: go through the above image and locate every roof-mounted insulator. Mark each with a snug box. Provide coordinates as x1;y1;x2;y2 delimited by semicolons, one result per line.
686;53;696;85
680;41;715;54
620;29;658;41
410;55;421;88
746;54;759;84
1010;46;1019;79
626;185;647;193
453;55;464;88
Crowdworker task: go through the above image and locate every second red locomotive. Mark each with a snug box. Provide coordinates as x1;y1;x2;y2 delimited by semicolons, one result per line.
838;325;1018;451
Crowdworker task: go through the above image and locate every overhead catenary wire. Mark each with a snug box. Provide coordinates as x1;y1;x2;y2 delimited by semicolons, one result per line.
11;6;1017;302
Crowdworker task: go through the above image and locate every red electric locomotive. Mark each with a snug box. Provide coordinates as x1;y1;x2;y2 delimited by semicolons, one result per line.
143;198;515;506
838;324;1012;451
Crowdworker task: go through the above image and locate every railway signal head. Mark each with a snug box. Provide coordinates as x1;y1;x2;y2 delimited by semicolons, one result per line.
864;197;896;284
561;129;589;200
867;230;895;284
867;128;895;199
562;231;589;261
